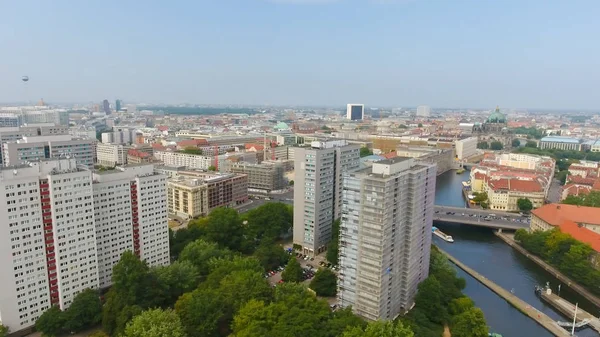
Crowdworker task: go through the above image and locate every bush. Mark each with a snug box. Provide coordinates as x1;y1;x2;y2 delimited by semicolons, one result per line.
309;268;337;297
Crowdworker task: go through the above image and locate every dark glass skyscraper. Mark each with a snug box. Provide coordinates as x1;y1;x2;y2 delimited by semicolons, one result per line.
103;99;111;114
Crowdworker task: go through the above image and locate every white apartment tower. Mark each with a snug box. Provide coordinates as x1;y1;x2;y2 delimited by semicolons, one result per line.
293;140;360;256
0;159;98;332
338;157;436;321
93;164;169;288
96;143;127;167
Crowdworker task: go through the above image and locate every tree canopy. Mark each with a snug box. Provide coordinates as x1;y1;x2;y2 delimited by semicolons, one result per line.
511;138;521;148
281;257;303;283
36;306;65;337
562;190;600;207
360;147;373;157
342;320;414;337
477;141;489;150
490;141;504;150
309;268;338;297
451;308;488;337
517;198;533;212
123;308;187;337
326;219;341;265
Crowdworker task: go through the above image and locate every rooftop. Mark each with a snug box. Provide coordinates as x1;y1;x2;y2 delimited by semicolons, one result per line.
559;220;600;253
532;203;600;227
540;136;582;144
377;156;412;165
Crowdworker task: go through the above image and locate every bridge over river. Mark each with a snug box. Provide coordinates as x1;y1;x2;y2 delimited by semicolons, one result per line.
433;205;530;230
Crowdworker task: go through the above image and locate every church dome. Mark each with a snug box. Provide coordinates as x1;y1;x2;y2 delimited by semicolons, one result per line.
487;106;506;123
274;121;290;130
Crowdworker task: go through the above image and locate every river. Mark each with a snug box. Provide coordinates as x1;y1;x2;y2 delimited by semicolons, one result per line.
434;170;599;337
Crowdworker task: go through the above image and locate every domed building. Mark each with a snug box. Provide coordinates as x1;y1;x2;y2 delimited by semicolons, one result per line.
483;106;508;134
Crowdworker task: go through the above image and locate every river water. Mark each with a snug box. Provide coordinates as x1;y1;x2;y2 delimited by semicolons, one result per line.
434;170;599;337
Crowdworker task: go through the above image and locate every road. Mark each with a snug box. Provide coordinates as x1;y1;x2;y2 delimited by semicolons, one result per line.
237;189;294;214
434;205;530;230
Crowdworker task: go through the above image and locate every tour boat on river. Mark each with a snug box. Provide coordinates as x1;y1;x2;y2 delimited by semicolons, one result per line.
432;226;454;243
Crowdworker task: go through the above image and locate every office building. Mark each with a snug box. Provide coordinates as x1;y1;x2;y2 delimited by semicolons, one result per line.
346;104;364;121
93;164;170;288
115;100;122;112
101;128;135;144
395;146;453;175
96;143;127;167
539;136;583;151
338;157;436;320
454;137;478;160
102;100;111;115
0;159;98;333
416;105;431;117
154;150;215;170
3;134;96;168
167;177;209;219
293;140;360;256
0;113;21;127
231;161;286;192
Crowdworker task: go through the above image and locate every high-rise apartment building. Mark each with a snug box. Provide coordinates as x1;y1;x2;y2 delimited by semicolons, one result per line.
338;157;436;321
0;159;98;332
293;140;360;256
230;161;286;192
93;164;170;288
416;105;431;117
0;160;170;333
346;104;364;121
101;128;135;144
0;125;71;165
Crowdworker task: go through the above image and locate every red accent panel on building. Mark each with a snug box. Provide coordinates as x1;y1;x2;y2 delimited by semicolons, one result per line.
40;179;59;306
130;181;140;256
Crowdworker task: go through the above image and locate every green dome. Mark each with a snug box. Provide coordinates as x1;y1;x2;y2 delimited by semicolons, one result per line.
274;121;290;130
487;106;506;123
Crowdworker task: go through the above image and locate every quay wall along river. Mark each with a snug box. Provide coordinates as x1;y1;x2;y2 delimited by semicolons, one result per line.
434;170;600;337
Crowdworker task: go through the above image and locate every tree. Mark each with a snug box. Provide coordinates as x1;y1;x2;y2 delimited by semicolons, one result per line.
511;138;521;148
325;307;366;337
451;308;488;337
253;241;289;271
562;190;600;207
208;165;217;171
181;147;202;155
219;270;274;313
557;170;569;185
175;287;226;337
178;239;233;278
202;208;246;251
414;276;447;324
342;320;414;337
36;306;65;337
111;251;150;305
418;123;423;128
281;257;303;283
123;308;187;337
490;141;504;150
360;147;373;157
87;330;109;337
63;288;102;333
517;198;533;212
289;180;294;186
477;141;489;150
326;219;341;265
169;225;205;259
448;297;475;315
204;256;265;289
0;325;7;337
244;202;293;243
525;140;538;148
150;260;200;307
309;268;338;297
472;192;488;204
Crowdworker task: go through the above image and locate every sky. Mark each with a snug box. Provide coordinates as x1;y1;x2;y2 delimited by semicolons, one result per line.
1;0;600;109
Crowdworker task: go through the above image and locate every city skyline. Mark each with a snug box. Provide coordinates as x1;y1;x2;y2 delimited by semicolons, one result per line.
2;1;600;110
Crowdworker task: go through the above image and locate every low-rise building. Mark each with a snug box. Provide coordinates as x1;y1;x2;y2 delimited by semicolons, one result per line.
154;150;215;170
2;134;96;168
167;172;248;218
395;146;453;175
128;149;154;164
454;137;478;160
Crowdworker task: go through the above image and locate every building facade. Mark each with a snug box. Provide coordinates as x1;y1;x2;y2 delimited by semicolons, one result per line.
101;128;135;144
154;150;215;170
293;140;360;256
3;134;96;168
454;137;478;160
346;104;364;121
92;164;170;288
96;143;127;167
230;162;286;192
539;136;583;151
338;157;436;320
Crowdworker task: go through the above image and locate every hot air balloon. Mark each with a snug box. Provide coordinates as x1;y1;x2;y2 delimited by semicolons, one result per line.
22;76;29;82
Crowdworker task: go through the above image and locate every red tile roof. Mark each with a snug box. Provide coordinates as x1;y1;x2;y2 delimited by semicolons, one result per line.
177;139;208;148
568;175;596;186
382;151;397;159
558;220;600;253
488;178;543;193
532;203;600;227
128;149;150;158
152;143;167;151
562;183;592;197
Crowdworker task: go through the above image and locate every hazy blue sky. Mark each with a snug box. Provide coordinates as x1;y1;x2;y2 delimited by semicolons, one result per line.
1;0;599;109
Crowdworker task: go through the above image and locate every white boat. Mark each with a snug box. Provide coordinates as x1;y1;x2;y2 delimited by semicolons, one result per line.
432;226;454;243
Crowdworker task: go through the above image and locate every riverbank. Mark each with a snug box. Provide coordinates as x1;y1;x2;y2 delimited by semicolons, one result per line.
496;231;600;308
436;246;571;337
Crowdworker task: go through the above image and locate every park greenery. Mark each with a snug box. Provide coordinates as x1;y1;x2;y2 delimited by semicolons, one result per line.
34;203;487;337
471;192;489;208
180;147;203;155
326;219;341;265
477;141;503;151
562;190;600;208
476;141;489;150
515;228;600;296
511;138;521;148
514;146;600;162
517;198;533;212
